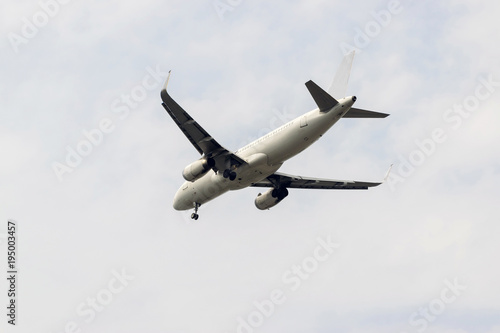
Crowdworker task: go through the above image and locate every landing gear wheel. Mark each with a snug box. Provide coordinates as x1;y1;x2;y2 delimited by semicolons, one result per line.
191;203;201;220
223;169;237;181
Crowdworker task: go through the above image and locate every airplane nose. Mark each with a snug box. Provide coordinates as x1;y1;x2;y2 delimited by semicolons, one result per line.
352;96;357;102
173;183;193;211
173;189;185;211
173;194;181;210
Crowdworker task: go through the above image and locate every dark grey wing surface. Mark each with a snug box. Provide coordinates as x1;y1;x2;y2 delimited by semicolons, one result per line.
343;107;389;118
160;71;246;171
251;171;385;190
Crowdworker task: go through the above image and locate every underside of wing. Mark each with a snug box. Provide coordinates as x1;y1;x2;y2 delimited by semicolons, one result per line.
161;71;246;171
251;171;383;190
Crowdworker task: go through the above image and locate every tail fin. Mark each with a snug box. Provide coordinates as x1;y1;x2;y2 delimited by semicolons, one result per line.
327;51;355;99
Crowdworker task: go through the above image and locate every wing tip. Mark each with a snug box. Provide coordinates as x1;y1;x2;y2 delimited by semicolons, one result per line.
160;70;172;101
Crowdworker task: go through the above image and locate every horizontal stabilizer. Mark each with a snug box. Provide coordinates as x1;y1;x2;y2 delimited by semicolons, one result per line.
343;107;389;118
305;80;338;112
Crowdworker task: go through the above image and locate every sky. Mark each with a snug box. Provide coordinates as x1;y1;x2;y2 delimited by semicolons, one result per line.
1;0;500;332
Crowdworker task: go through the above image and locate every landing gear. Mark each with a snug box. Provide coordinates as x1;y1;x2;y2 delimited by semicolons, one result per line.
191;203;200;220
223;169;237;181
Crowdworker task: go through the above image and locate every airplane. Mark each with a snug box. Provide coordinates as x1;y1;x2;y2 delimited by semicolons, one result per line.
161;51;390;220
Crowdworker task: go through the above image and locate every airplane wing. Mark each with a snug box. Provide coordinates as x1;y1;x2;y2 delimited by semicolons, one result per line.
251;167;392;190
161;71;247;171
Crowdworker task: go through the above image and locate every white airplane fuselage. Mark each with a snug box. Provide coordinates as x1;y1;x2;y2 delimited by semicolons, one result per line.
173;96;356;210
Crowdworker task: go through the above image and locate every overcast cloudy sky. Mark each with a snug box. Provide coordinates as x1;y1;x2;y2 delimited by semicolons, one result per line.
1;0;499;332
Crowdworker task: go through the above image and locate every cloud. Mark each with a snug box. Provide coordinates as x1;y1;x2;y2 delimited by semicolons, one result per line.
1;1;499;332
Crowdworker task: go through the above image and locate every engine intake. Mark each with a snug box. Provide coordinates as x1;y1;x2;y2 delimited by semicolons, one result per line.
182;158;215;181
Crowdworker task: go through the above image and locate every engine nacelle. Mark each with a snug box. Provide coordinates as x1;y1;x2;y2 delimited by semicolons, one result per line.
254;187;288;210
182;158;215;181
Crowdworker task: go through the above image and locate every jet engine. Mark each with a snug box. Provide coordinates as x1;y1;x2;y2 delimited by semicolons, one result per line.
182;158;215;181
254;187;289;210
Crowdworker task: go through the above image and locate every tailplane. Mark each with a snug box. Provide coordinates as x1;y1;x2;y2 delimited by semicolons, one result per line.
343;107;389;118
305;80;338;112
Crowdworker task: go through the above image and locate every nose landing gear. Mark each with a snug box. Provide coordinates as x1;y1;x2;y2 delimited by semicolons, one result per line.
191;202;201;220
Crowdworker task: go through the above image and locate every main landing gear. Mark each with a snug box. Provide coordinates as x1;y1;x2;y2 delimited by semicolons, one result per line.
223;169;237;181
191;202;200;220
222;159;238;181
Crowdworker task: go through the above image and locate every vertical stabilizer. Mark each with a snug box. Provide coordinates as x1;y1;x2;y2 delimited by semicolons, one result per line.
327;51;355;99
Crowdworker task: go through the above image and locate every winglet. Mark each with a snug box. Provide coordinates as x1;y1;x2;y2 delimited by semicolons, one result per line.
383;164;393;183
160;70;172;102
